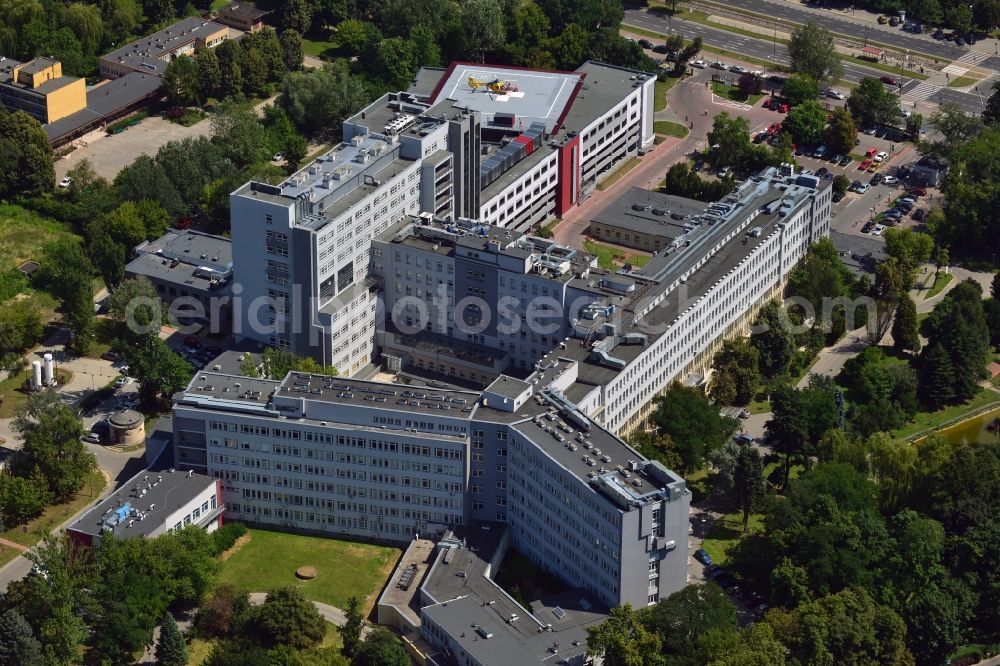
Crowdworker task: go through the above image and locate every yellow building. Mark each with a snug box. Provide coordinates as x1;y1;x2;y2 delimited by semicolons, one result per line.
0;57;87;124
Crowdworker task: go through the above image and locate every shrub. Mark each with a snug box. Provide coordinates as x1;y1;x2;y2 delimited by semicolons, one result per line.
212;521;248;555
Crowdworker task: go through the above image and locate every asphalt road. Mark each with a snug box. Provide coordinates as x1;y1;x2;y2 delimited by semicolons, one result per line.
624;9;985;115
708;0;970;61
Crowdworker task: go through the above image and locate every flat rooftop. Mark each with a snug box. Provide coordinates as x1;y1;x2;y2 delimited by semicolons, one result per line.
68;468;217;539
591;187;705;238
274;373;481;417
101;17;227;76
429;62;583;133
421;523;604;665
135;229;232;272
560;61;654;133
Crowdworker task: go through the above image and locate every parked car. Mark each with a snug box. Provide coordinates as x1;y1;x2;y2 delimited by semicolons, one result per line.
271;152;284;162
910;187;927;197
82;431;101;444
825;88;845;100
850;179;863;192
177;345;196;356
832;191;845;202
638;38;654;49
694;548;713;565
816;167;830;178
872;224;886;236
716;166;733;178
117;364;130;375
862;221;876;233
858;159;872;171
878;15;888;24
870;173;883;185
691;59;707;68
855;182;870;194
58;176;72;188
184;335;202;348
711;61;728;70
874;150;889;162
652;44;668;54
101;350;119;362
838;155;852;167
889;15;900;26
812;145;828;159
883;175;898;185
912;208;926;222
778;102;790;113
729;65;748;74
933;29;945;39
716;573;737;589
115;376;129;389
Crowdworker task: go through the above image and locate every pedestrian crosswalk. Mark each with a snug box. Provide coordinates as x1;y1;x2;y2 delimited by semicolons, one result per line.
955;51;992;66
904;81;941;101
942;64;969;76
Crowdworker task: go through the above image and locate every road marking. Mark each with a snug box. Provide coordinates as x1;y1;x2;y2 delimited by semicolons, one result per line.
956;51;991;66
904;81;940;101
942;64;969;76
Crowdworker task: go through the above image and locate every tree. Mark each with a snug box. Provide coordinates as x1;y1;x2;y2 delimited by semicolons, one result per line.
374;37;418;90
787;21;842;83
197;584;252;639
650;383;736;474
462;0;504;62
846;77;900;129
279;29;303;72
211;102;271;167
280;0;313;33
4;534;91;666
114;154;185;220
921;279;991;402
750;301;794;377
11;390;95;501
587;604;665;666
698;622;786;666
984;80;1000;125
738;72;762;98
768;588;913;666
733;446;766;531
935;125;1000;256
0;110;55;198
552;22;590;69
918;341;956;410
61;2;103;55
832;174;851;196
782;100;828;146
780;73;819;106
0;474;50;526
709;338;760;406
340;595;364;657
884;228;934;271
0;609;43;666
826;108;857;155
892;292;920;355
279;66;370;135
157;613;188;666
162;54;200;106
0;300;43;355
253;587;326;649
106;276;160;334
116;333;192;404
352;629;409;666
646;583;736;661
195;46;221;100
765;385;808;489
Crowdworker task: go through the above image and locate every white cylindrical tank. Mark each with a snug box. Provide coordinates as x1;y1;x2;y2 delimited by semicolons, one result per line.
43;353;54;386
32;361;42;390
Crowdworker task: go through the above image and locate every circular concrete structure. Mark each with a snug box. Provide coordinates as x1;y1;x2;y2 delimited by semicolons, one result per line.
296;566;317;580
108;409;145;447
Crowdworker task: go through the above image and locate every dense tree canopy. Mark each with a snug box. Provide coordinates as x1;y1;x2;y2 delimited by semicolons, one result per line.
787;22;842;84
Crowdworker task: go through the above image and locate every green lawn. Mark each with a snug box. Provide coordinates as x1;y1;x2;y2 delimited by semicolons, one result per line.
217;527;400;610
0;470;106;569
0;204;76;273
583;240;651;271
301;33;339;58
0;368;73;418
700;511;763;565
947;75;979;88
596;156;643;191
654;76;682;111
925;271;953;299
710;81;764;106
654;120;689;138
896;390;1000;440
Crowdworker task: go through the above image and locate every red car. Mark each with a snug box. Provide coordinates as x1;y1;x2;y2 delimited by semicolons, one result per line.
865;147;878;157
909;187;927;197
762;98;773;109
881;75;898;85
778;103;790;113
767;122;782;135
858;159;872;170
